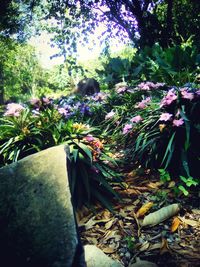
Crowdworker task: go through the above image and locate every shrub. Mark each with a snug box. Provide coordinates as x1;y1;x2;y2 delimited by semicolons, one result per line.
130;86;200;181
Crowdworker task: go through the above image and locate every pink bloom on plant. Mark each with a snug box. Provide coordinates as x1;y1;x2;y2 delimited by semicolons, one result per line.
4;103;25;117
42;97;51;104
160;89;177;107
122;124;132;134
117;87;127;94
135;97;151;109
105;110;115;120
84;135;95;142
93;92;107;101
30;98;41;106
130;115;143;123
180;88;194;100
195;90;200;96
58;107;68;116
159;112;173;121
173;118;184;127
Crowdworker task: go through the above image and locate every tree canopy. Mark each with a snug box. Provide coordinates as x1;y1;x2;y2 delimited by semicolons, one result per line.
0;1;199;51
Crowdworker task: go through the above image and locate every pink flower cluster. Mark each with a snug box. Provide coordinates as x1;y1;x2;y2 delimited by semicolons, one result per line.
138;82;165;91
160;89;177;107
122;115;143;134
159;112;184;127
4;103;25;117
122;124;133;134
135;97;151;109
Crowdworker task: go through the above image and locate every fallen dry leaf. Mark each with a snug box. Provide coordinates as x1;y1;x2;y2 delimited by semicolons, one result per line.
136;241;150;252
160;238;170;255
101;246;117;254
105;219;116;230
136;202;154;218
142;203;180;227
171;217;182;232
178;216;199;227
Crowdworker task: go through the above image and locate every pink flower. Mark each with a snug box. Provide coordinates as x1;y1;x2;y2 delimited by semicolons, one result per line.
160;89;177;107
159;113;173;121
196;90;200;96
135;97;151;109
105;111;115;120
30;98;41;106
173;118;184;127
93;92;107;101
180;88;194;100
58;108;69;116
42;97;51;104
130;115;143;123
117;87;128;94
122;124;132;134
84;135;95;142
4;103;25;117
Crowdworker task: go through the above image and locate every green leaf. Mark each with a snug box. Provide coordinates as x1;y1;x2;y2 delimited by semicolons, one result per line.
79;163;91;202
161;132;176;168
178;185;189;196
92;188;114;212
72;148;79;163
74;141;93;162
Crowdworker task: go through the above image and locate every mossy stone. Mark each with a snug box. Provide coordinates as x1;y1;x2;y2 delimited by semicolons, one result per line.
0;145;80;267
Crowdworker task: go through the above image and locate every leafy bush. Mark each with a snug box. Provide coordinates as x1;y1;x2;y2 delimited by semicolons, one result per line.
130;86;200;182
130;42;200;85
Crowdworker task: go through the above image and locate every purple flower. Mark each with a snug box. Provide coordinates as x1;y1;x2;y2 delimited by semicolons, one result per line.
130;115;143;123
180;88;194;100
160;89;177;107
122;124;132;134
173;118;184;127
105;111;115;120
4;103;25;117
159;113;173;121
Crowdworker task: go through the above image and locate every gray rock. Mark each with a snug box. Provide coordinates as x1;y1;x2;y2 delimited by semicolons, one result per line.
84;245;123;267
0;145;85;267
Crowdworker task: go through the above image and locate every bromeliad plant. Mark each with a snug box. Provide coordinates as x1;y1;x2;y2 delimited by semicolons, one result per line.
66;131;121;211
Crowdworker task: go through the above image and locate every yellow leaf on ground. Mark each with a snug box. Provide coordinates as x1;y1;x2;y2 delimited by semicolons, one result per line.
136;202;154;218
160;238;170;255
102;247;116;254
178;216;199;227
171;217;181;232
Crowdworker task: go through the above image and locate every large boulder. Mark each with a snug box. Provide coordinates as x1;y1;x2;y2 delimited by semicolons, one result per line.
77;78;100;96
0;145;85;267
